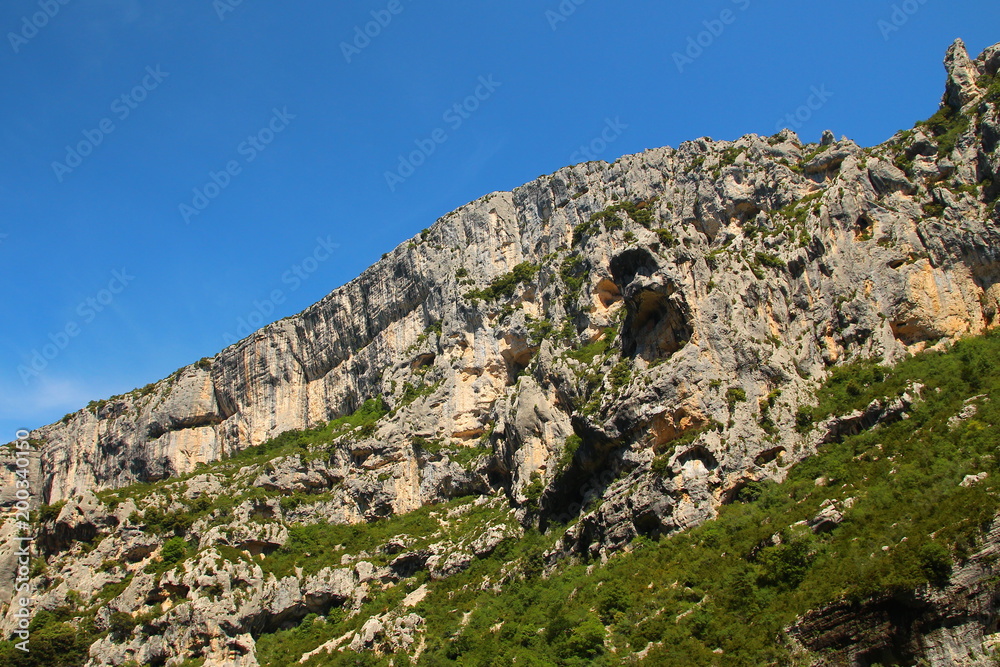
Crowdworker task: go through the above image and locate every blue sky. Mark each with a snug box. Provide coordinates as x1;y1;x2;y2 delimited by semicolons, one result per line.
2;0;998;438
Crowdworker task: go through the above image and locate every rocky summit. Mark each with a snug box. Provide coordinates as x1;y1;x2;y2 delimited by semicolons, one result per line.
2;38;1000;666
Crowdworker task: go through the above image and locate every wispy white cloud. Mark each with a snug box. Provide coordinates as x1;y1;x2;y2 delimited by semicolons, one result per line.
0;375;107;425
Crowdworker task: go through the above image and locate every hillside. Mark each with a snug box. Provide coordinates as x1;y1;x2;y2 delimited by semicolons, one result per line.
1;38;999;666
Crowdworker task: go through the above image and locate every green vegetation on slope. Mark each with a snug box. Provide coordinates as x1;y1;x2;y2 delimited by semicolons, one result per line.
463;262;539;302
917;103;971;157
6;256;1000;667
247;330;1000;665
572;198;659;245
91;396;390;531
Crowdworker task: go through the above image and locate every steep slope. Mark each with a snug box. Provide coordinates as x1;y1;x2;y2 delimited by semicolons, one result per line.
0;37;999;667
7;332;1000;666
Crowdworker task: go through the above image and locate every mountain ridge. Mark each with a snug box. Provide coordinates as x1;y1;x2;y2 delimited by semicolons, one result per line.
8;37;1000;504
1;36;999;666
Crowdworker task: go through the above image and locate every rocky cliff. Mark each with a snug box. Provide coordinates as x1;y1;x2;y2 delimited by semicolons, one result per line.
1;38;1000;667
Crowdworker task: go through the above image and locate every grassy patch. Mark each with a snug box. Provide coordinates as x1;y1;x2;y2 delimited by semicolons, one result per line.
399;381;443;409
917;104;971;156
566;328;616;365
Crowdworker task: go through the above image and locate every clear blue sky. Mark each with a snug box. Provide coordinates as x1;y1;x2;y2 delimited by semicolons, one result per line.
2;0;998;438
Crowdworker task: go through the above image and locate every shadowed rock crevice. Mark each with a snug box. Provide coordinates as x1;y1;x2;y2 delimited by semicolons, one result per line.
855;214;874;240
500;334;537;385
535;420;620;530
675;445;719;474
610;239;693;361
889;317;941;347
410;352;435;371
619;286;693;361
594;279;622;309
790;592;936;667
753;446;786;466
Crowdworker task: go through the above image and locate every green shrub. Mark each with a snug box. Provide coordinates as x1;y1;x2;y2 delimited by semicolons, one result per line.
592;207;623;232
563;614;606;660
755;252;786;270
978;72;1000;105
795;406;814;433
108;611;136;640
0;608;96;666
720;146;744;166
917;104;970;156
651;454;672;475
412;436;444;455
566;328;615;365
526;318;554;345
756;533;815;589
726;387;747;406
559;254;587;309
523;473;545;509
608;360;632;390
463;262;539;301
653;228;677;248
923;201;946;217
161;537;187;566
399;381;441;408
38;501;66;524
139;507;195;536
573;199;659;245
557;434;583;473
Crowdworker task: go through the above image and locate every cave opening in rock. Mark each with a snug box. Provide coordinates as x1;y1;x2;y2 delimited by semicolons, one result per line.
889;318;939;347
610;248;658;287
500;335;536;385
620;288;694;361
735;203;761;222
411;352;435;371
595;278;623;309
676;445;719;474
754;446;786;466
855;214;873;241
610;249;694;361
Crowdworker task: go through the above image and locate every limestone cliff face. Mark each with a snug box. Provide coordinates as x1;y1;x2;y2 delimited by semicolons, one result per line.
0;37;999;667
12;41;1000;533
